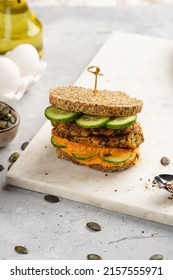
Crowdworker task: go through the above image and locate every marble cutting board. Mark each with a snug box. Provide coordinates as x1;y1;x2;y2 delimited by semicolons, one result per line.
7;32;173;226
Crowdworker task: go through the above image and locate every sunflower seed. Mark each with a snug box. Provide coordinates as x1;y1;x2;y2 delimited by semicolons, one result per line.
9;152;20;163
44;195;60;203
149;254;163;260
87;254;102;260
15;246;28;255
86;222;101;231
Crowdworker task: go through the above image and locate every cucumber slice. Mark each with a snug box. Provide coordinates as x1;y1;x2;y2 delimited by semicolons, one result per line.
103;152;132;164
105;115;137;129
72;152;94;160
51;136;66;148
45;106;80;122
76;114;110;128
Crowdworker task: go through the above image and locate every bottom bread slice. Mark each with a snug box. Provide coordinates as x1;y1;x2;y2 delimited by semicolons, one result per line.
56;148;139;173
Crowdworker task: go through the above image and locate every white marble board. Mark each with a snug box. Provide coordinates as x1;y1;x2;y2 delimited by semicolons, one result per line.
7;32;173;226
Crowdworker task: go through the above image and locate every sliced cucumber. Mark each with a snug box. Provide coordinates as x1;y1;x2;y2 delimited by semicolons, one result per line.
103;152;132;164
76;114;110;128
105;115;137;129
51;136;66;148
45;106;80;122
72;152;94;160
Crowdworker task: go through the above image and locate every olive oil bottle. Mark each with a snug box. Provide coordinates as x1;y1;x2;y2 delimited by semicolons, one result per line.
0;0;43;57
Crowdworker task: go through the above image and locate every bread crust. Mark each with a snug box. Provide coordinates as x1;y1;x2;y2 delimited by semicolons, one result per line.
50;86;143;116
56;148;139;172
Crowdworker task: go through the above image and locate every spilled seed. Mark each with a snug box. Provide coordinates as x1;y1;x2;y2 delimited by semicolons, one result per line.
0;164;4;172
21;141;29;150
87;254;102;260
8;162;14;170
44;195;60;203
86;222;101;231
15;246;28;255
9;152;20;163
161;157;170;166
149;254;163;260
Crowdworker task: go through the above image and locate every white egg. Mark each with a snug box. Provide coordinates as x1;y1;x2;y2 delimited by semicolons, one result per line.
6;44;40;77
0;57;21;95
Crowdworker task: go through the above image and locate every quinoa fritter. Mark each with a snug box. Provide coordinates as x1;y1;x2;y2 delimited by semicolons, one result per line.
52;121;136;137
52;122;144;149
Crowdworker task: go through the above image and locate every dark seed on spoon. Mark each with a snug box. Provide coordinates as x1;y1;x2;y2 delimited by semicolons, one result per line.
86;222;101;231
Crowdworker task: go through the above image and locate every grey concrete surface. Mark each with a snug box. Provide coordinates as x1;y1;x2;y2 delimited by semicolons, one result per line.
0;4;173;260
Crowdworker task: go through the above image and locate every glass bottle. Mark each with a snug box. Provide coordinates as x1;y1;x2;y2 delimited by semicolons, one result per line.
0;0;43;57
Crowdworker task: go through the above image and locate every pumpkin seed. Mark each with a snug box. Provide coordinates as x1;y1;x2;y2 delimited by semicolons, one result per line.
86;222;101;231
0;164;4;172
9;152;20;163
0;120;8;129
1;105;10;115
21;141;29;150
161;157;170;166
0;103;5;112
6;113;16;124
8;162;14;170
15;246;28;255
44;195;60;203
149;254;163;260
87;254;102;260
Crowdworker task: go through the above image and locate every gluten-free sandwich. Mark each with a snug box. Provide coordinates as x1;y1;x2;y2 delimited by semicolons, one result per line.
45;86;144;172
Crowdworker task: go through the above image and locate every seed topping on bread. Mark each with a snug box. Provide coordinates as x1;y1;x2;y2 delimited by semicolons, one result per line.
50;86;143;116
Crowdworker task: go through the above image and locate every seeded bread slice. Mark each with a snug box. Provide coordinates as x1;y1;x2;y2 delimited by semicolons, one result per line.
50;86;143;116
56;148;139;172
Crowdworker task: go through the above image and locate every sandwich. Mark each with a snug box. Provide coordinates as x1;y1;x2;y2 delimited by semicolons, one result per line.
45;86;144;172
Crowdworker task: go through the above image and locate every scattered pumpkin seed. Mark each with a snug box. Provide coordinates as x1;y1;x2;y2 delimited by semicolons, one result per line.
86;222;101;231
21;141;29;150
44;194;60;203
8;162;14;170
161;157;170;166
149;254;163;260
0;164;4;172
9;152;20;163
87;254;102;260
15;246;28;255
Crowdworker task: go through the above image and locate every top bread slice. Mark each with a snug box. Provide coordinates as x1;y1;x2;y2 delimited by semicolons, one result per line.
49;86;143;116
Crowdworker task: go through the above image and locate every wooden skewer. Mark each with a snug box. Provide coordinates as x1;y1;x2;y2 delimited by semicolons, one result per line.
87;66;103;95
